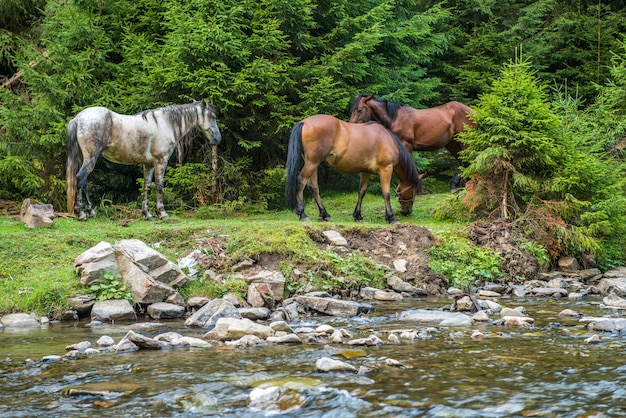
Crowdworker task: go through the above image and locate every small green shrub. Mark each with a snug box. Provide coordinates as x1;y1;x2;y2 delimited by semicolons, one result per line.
165;163;217;208
194;197;249;219
179;276;249;300
88;272;132;301
596;237;626;271
427;233;504;291
432;191;474;222
254;165;287;210
305;251;386;295
519;239;550;268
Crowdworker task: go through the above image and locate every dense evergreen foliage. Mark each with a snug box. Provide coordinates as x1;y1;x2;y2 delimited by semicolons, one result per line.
1;0;626;266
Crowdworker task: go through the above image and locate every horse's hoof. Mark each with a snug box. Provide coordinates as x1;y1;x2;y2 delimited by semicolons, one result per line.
159;212;169;220
89;210;96;218
299;216;310;222
387;217;399;224
144;213;153;221
77;212;87;222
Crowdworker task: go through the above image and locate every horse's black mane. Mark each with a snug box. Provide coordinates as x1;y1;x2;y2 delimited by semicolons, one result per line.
390;131;422;192
351;93;405;122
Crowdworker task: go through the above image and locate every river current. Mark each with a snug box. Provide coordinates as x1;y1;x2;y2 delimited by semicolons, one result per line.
0;296;624;417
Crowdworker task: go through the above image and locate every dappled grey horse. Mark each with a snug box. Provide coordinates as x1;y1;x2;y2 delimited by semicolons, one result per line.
66;100;222;221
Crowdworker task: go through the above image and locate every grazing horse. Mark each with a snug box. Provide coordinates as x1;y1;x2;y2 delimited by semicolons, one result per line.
349;94;475;192
66;100;222;221
285;114;423;223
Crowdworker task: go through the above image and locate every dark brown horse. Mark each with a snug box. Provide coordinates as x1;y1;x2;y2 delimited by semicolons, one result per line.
349;94;475;191
285;114;423;223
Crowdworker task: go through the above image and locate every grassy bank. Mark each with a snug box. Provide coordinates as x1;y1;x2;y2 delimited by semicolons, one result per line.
0;188;464;316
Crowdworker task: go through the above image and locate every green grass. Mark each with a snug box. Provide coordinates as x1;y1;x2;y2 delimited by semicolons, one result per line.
0;187;464;316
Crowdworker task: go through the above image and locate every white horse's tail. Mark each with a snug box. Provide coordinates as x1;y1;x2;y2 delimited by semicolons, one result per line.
66;118;79;215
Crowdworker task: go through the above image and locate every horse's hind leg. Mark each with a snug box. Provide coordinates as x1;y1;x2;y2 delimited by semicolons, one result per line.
352;173;370;222
451;161;470;193
75;158;98;221
294;162;316;221
308;168;330;221
142;165;155;220
446;140;468;193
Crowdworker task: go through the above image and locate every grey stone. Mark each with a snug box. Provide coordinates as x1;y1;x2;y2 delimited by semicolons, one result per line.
244;270;286;302
397;309;472;327
124;330;168;349
322;230;347;246
74;242;118;286
602;294;626;309
114;239;188;288
187;296;210;310
90;300;137;322
266;333;302;344
585;318;626;333
247;282;275;308
20;199;54;229
116;249;176;304
147;302;185;319
315;357;357;373
558;256;578;273
239;307;271;320
296;296;374;317
0;313;40;328
386;276;427;295
204;317;274;341
184;298;241;328
69;295;96;317
597;276;626;296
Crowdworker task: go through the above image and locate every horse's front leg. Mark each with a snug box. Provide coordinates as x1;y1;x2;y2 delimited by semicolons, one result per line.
379;167;398;223
352;173;370;222
142;165;155;220
153;160;169;219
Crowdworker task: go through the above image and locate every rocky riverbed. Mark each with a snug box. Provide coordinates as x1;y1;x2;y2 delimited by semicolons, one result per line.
1;285;626;416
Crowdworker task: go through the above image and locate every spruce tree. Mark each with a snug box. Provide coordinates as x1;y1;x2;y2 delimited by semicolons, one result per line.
459;58;562;219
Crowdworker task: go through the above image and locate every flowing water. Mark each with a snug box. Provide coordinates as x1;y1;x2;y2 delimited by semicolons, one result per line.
0;296;625;417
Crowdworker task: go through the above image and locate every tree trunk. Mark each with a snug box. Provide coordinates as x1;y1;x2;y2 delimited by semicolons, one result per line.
211;144;221;202
501;170;509;219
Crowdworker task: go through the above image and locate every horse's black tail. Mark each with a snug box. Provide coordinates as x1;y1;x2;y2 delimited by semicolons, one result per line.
66;118;80;215
285;121;304;209
392;132;423;195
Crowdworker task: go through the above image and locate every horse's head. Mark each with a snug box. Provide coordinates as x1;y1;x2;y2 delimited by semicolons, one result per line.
197;100;222;145
396;183;416;216
349;94;374;123
396;173;424;216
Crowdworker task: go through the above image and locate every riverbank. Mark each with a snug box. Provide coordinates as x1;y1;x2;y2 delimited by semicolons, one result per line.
0;191;464;316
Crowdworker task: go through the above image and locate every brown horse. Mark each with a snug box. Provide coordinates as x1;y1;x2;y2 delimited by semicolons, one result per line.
349;94;475;191
285;114;423;223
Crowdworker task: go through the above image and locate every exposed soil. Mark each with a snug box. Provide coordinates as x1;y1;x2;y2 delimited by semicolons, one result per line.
0;200;20;216
193;221;540;296
339;223;449;295
466;219;540;280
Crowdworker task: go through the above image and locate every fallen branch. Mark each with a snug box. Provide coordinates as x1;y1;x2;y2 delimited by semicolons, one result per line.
1;50;48;90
